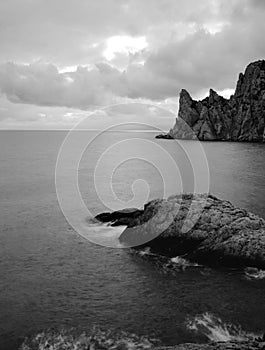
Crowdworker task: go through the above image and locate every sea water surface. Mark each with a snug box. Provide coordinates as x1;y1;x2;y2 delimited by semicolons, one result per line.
1;130;265;349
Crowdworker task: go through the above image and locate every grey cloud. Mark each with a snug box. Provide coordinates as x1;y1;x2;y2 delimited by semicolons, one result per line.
123;0;265;99
0;62;124;109
0;0;237;65
0;0;265;111
0;60;182;108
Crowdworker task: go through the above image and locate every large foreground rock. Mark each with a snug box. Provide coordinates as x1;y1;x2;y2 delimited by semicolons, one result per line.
160;60;265;142
96;194;265;268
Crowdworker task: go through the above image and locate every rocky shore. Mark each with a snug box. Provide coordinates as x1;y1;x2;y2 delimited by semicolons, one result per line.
20;327;265;350
21;341;265;350
158;60;265;142
158;341;265;349
96;193;265;269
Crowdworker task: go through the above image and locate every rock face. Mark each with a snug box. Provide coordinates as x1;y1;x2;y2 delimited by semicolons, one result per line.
163;60;265;142
96;194;265;268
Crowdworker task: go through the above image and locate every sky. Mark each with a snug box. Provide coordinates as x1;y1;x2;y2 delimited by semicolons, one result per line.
0;0;265;130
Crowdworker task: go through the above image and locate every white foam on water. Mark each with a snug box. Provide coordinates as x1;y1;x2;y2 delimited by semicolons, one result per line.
171;256;200;267
186;312;258;342
244;267;265;280
20;327;159;350
138;247;152;256
82;222;126;247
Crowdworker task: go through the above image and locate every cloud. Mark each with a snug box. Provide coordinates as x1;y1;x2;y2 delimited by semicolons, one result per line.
0;60;181;108
0;95;89;129
0;0;251;65
120;0;265;99
0;94;175;131
0;0;218;65
0;62;124;109
1;0;265;128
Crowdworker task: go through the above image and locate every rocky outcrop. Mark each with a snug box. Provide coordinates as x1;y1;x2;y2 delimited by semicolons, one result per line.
20;327;265;350
155;133;174;139
160;60;265;142
158;340;265;349
95;208;143;226
96;194;265;268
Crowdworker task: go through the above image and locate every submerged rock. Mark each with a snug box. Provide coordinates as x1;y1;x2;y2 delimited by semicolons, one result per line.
96;194;265;268
159;60;265;142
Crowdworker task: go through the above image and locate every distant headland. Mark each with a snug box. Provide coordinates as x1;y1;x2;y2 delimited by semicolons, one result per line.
157;60;265;142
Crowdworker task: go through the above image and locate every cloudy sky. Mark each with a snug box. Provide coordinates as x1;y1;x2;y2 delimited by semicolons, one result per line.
0;0;265;129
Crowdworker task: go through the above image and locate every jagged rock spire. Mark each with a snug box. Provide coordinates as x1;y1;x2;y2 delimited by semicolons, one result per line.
168;60;265;142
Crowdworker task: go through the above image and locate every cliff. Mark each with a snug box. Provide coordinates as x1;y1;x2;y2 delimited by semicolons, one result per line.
162;60;265;142
96;194;265;269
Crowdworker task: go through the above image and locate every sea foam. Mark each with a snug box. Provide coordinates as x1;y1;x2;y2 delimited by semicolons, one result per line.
186;312;259;342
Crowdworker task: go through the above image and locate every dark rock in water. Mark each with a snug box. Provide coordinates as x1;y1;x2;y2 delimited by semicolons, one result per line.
160;60;265;142
97;194;265;268
155;133;174;139
20;315;264;350
20;327;160;349
95;208;143;226
20;327;265;350
157;341;265;349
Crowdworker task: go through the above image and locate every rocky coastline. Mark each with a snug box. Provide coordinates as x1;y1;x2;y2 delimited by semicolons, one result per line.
157;60;265;142
20;328;265;350
158;341;265;349
96;193;265;269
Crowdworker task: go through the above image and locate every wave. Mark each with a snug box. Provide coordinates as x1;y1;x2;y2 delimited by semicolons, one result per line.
137;247;160;257
244;267;265;280
171;256;200;268
20;326;160;350
186;312;258;342
84;220;126;247
134;248;203;273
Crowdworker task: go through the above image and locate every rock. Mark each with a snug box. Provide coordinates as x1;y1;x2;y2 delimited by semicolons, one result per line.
97;194;265;268
155;134;174;139
20;328;265;350
156;341;264;349
160;60;265;142
95;208;143;226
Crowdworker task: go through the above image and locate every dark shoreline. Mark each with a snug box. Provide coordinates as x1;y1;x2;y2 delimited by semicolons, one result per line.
19;327;265;350
155;133;265;143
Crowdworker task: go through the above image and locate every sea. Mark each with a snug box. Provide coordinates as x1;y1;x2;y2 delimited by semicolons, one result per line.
1;130;265;349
